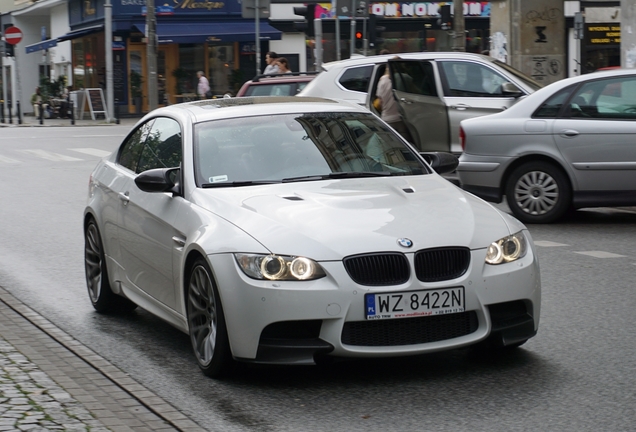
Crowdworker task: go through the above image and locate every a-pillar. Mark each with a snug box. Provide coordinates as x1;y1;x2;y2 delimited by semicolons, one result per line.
489;0;566;85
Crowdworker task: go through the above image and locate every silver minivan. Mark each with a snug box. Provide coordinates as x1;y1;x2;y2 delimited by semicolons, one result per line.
299;52;542;153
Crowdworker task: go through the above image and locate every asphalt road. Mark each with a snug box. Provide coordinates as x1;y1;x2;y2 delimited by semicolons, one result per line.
0;125;635;431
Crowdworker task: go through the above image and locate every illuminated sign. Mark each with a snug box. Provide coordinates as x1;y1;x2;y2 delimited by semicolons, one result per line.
586;24;620;44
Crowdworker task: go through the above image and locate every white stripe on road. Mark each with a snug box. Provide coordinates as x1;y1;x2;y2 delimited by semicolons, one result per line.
574;251;627;259
20;149;83;162
69;148;112;157
0;155;21;164
534;241;570;247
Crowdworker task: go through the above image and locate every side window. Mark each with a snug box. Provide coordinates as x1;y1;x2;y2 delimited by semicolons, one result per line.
137;117;183;173
338;65;373;92
533;87;573;118
391;61;437;97
571;77;636;119
440;61;509;97
118;120;154;172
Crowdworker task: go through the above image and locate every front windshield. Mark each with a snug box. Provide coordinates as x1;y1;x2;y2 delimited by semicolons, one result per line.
193;112;429;186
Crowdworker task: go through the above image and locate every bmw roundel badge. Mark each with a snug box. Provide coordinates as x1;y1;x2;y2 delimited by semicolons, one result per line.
397;238;413;248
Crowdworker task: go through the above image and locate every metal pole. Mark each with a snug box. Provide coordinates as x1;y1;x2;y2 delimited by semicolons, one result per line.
452;0;465;52
39;101;43;125
255;0;261;77
105;0;114;122
363;15;368;56
17;100;21;124
146;0;158;111
334;0;341;61
314;19;322;70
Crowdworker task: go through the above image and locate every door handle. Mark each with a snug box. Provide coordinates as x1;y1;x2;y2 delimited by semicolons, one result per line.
560;129;580;138
119;191;130;205
450;104;471;110
399;98;413;104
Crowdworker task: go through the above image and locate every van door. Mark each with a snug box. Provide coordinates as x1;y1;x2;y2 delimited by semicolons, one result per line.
388;59;450;152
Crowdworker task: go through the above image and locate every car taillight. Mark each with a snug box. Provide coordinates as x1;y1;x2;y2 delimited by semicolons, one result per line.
459;126;466;151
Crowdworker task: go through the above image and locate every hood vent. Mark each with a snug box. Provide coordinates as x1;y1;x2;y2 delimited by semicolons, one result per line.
402;187;415;193
282;196;304;201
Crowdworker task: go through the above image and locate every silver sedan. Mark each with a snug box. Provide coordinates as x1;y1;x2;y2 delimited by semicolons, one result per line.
457;68;636;224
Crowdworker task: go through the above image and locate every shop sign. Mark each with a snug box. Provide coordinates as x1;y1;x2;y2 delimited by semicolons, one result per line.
585;23;620;45
371;1;490;18
321;1;489;19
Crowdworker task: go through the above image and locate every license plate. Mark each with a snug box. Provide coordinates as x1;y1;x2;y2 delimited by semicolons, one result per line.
365;287;465;320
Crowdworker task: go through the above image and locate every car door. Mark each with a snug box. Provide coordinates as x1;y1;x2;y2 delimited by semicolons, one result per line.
117;116;185;310
552;75;636;194
388;59;450;152
437;60;523;152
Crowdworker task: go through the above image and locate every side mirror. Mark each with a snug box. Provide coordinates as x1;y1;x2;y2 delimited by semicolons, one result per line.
135;167;181;194
501;82;523;98
419;152;459;175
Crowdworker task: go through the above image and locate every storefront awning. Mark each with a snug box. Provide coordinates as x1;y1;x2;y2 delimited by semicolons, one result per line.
57;24;104;42
133;21;282;44
25;39;58;54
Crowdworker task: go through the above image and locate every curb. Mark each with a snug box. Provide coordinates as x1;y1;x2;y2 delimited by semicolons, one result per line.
0;286;203;431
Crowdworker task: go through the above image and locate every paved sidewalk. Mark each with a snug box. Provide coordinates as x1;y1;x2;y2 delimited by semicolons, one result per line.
0;286;202;431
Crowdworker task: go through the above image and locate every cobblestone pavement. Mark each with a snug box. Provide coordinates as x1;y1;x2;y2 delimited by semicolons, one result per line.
0;339;110;431
0;287;202;431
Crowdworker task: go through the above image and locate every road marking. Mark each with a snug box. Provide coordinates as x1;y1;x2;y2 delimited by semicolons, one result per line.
574;251;627;259
534;241;570;247
20;149;83;162
0;154;20;164
69;148;111;157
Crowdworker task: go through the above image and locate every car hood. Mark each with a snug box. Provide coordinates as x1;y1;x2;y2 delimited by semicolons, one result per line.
191;175;516;260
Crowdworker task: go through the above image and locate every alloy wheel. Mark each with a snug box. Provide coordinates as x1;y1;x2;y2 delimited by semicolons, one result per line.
187;265;218;367
85;223;103;303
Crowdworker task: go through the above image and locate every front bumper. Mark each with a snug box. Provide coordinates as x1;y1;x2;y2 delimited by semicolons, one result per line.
208;243;540;364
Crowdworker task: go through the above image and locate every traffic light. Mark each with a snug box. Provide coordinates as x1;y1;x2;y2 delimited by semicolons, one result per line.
369;14;385;48
439;4;452;30
355;30;363;49
4;41;14;57
293;4;317;37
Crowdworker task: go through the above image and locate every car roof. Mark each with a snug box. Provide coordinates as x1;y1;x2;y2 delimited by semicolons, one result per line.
248;72;318;84
320;51;497;71
145;96;368;123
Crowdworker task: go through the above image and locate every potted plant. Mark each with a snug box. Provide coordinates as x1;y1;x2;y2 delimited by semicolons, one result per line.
130;70;143;113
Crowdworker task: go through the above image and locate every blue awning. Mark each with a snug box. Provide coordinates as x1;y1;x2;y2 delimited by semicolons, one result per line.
57;24;104;42
25;39;57;54
133;21;282;44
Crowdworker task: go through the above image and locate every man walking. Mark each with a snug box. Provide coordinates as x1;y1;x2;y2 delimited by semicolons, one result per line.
197;71;211;99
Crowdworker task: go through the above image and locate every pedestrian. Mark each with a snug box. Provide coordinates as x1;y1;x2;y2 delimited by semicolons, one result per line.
31;87;49;119
275;57;292;74
197;71;211;99
263;52;280;75
375;58;413;142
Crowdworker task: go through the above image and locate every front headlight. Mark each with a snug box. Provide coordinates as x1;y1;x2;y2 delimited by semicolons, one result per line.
234;253;326;281
485;231;528;265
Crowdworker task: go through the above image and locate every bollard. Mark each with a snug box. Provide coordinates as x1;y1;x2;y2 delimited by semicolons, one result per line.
39;101;44;125
115;98;120;124
0;100;4;123
8;101;12;124
70;100;75;125
17;100;22;125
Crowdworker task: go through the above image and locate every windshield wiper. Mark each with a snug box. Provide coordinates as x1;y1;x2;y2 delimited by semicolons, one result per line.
201;180;281;188
282;171;392;183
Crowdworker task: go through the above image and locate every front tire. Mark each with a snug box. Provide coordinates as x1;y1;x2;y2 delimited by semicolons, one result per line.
186;258;232;377
84;219;137;313
505;161;571;224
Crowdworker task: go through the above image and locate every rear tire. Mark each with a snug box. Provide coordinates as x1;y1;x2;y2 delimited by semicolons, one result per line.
505;161;571;224
84;219;137;313
186;258;233;377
